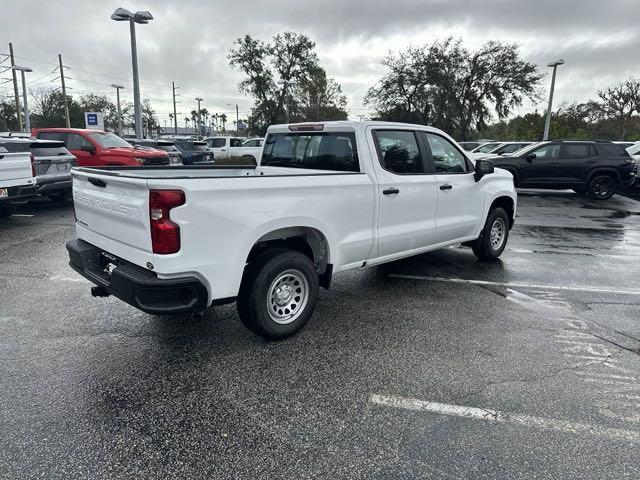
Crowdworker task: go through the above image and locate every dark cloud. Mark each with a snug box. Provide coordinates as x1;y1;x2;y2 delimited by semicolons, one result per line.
1;0;638;121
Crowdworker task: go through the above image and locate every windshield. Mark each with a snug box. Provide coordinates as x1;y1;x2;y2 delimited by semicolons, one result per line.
474;142;502;153
89;132;132;148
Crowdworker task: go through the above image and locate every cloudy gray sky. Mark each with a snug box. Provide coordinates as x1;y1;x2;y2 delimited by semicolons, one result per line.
2;0;638;124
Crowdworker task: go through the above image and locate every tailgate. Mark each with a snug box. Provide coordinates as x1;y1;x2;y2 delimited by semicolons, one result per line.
72;169;153;265
0;151;33;185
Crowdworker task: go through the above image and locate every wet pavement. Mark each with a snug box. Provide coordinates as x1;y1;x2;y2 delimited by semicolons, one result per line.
1;191;640;479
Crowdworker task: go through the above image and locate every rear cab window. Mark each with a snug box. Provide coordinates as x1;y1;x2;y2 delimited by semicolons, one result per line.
208;138;227;148
262;132;359;172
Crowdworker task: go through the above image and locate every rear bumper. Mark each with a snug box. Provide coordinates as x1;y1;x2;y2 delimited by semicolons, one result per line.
0;184;37;203
36;178;72;194
66;239;208;314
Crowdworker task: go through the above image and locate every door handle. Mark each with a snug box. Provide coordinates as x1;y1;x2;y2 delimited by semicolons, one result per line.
383;187;400;195
586;160;597;164
439;184;453;190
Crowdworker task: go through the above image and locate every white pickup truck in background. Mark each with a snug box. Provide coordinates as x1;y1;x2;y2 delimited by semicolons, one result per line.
67;121;517;339
0;145;36;218
204;136;264;163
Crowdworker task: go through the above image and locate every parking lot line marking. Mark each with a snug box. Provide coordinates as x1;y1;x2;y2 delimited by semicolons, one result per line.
369;394;640;443
387;274;640;296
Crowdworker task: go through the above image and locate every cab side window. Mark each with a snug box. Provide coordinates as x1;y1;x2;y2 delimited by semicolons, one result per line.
374;130;423;174
230;138;243;147
424;133;467;173
532;144;561;159
66;133;93;150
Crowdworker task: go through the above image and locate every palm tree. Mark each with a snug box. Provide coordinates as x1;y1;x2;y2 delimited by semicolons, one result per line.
184;117;190;132
220;113;227;133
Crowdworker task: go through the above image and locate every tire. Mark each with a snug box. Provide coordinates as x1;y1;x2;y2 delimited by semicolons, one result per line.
587;175;617;200
237;249;319;339
48;191;68;202
471;207;509;261
0;203;11;219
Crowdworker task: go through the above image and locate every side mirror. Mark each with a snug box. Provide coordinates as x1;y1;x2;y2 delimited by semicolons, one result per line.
474;159;494;181
80;144;96;154
526;153;536;162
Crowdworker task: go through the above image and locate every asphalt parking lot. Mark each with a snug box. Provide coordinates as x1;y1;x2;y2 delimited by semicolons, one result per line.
1;191;640;479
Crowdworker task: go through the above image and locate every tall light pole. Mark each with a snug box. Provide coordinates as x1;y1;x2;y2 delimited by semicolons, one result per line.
111;8;153;140
110;84;124;136
543;59;565;141
12;65;32;132
227;103;239;134
195;97;203;137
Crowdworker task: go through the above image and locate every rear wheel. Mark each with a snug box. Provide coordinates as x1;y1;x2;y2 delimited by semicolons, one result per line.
237;249;319;339
588;175;617;200
471;207;509;261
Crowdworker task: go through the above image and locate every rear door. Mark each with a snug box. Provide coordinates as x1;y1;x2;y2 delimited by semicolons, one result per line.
421;132;485;243
369;128;438;258
555;143;598;184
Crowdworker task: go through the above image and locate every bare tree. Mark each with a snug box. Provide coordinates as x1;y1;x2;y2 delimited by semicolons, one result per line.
598;79;640;139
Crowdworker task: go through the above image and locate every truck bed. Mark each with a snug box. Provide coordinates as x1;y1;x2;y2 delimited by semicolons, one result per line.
72;165;361;180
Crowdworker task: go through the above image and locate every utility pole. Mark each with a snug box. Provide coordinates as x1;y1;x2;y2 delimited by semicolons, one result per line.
8;43;22;130
58;54;70;128
195;97;203;137
172;82;179;135
110;84;124;136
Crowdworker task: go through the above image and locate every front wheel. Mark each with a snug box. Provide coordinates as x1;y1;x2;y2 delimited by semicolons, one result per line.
588;175;617;200
237;249;319;339
472;207;509;261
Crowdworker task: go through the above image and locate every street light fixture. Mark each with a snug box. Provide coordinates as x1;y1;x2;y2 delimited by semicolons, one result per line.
12;65;32;132
110;84;125;136
543;59;565;141
111;7;153;140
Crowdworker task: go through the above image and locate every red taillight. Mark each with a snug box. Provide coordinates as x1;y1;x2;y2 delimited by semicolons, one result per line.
30;154;35;177
149;190;185;254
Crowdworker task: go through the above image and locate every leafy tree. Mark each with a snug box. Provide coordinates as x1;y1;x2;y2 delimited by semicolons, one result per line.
293;67;348;122
141;99;158;137
0;100;19;131
597;79;640;140
229;31;348;133
30;88;83;128
365;38;543;140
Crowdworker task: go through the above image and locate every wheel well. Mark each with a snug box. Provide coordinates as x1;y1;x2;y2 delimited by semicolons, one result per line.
246;227;330;277
587;169;619;185
502;168;519;186
490;196;515;228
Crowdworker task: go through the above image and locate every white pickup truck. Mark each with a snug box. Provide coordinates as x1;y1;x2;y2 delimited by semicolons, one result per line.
204;136;263;163
67;121;517;339
0;145;36;218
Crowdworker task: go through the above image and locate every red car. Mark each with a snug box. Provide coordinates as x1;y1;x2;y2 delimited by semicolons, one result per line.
32;128;169;167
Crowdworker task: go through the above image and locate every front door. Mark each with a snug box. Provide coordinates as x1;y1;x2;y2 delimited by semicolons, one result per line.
421;132;485;243
519;143;561;185
370;129;439;259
